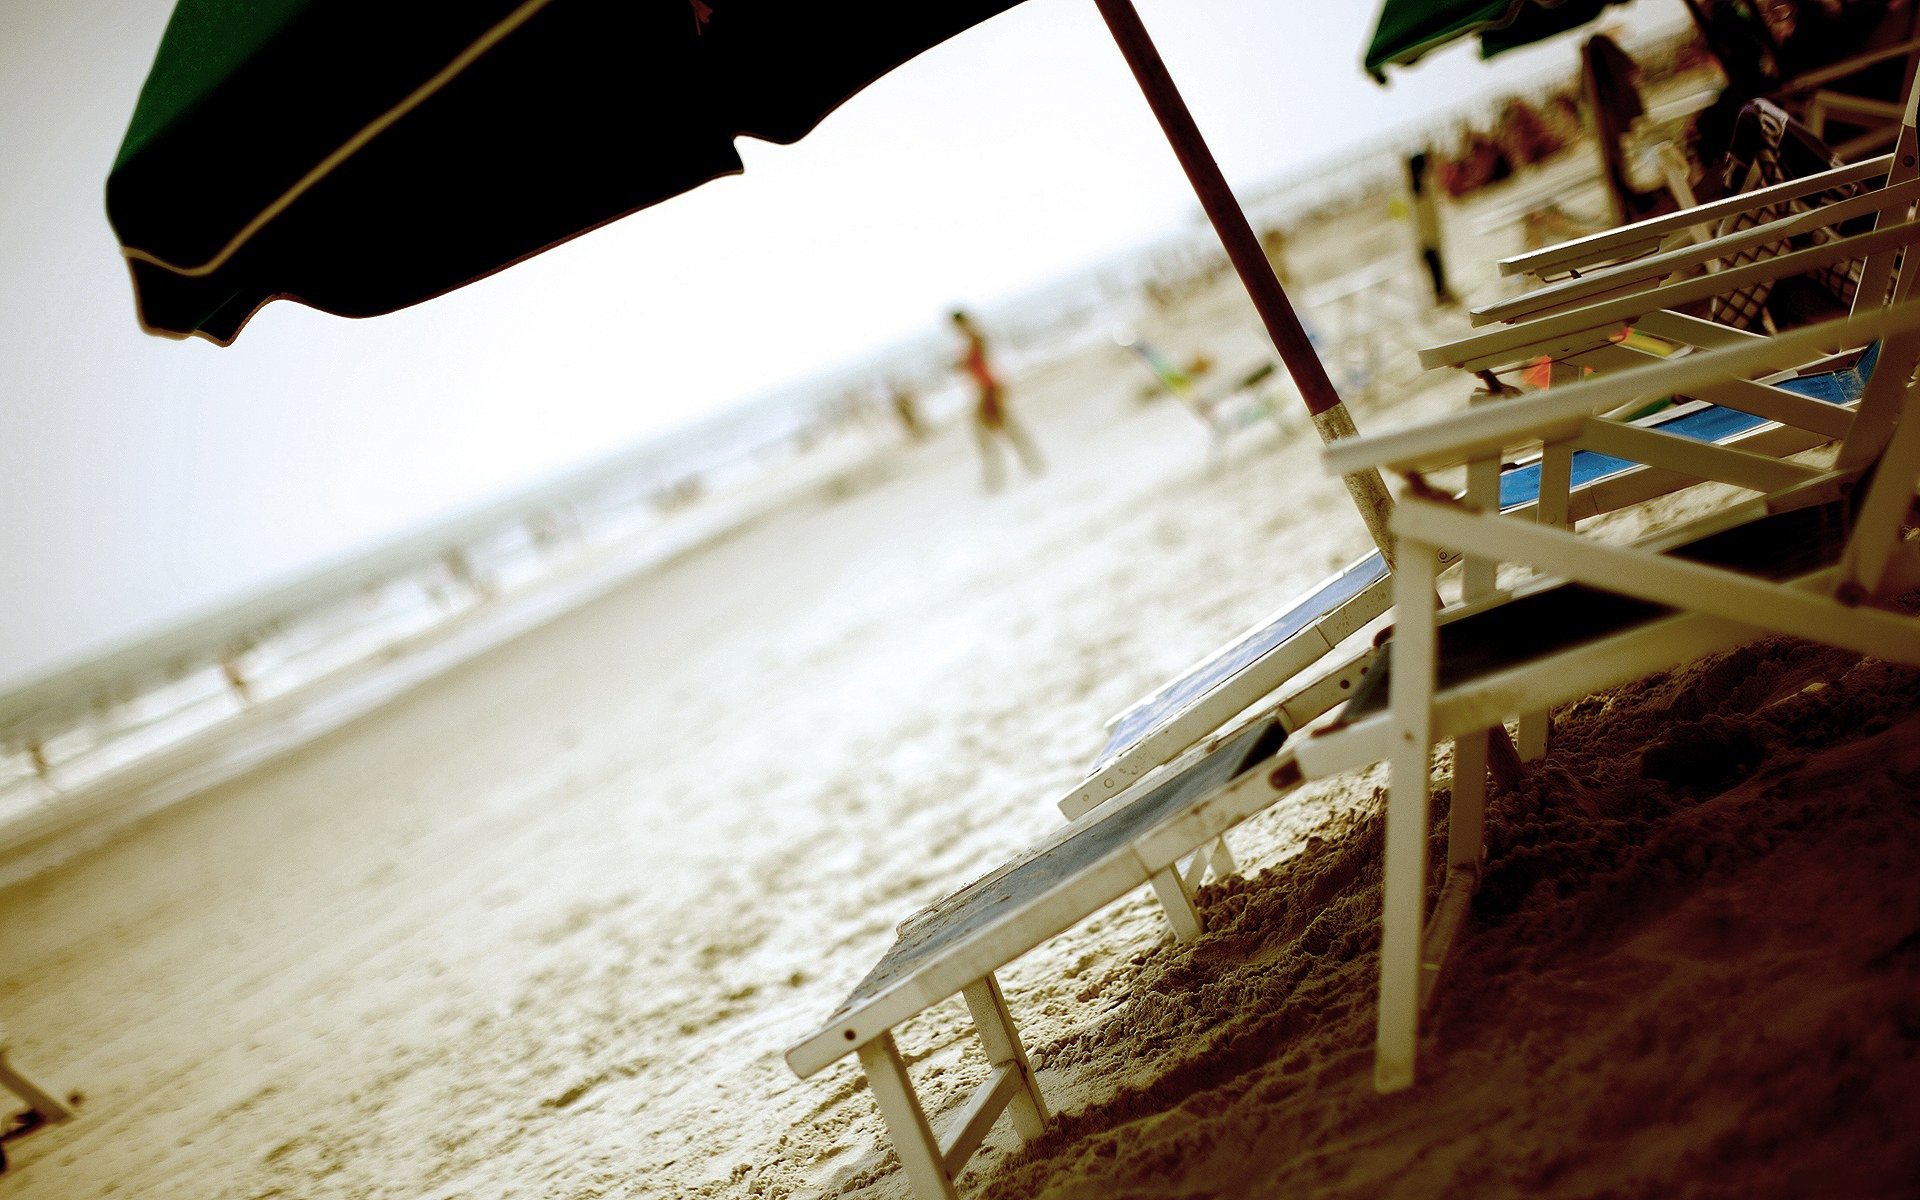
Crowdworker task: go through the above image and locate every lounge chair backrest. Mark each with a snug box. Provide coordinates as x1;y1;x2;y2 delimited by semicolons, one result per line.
1850;73;1920;315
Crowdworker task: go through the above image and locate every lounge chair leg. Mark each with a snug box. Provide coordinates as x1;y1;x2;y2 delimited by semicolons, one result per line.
1516;711;1551;761
1378;536;1439;1094
961;974;1049;1141
857;1033;959;1200
1148;867;1204;942
0;1044;72;1125
1513;441;1573;762
1207;835;1238;879
1448;730;1488;875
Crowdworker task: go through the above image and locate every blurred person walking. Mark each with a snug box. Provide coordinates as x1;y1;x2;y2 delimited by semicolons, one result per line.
952;309;1044;491
1406;150;1457;306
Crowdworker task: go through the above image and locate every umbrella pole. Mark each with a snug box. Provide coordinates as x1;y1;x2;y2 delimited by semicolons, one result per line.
1092;0;1397;565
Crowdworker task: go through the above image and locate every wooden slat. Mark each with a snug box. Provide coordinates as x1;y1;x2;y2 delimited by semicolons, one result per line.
1475;177;1920;327
1418;866;1476;1011
1423;218;1920;373
1333;302;1920;477
1575;420;1827;493
1496;154;1892;279
939;1063;1019;1176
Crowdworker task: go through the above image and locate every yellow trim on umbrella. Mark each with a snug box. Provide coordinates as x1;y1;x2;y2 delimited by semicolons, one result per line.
121;0;558;278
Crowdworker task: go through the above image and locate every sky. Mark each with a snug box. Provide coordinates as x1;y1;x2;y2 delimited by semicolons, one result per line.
0;0;1686;691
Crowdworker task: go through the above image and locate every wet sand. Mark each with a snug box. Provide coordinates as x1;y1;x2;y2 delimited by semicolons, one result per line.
4;151;1916;1199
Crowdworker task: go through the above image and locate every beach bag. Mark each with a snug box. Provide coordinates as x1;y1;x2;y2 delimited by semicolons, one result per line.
1708;99;1866;331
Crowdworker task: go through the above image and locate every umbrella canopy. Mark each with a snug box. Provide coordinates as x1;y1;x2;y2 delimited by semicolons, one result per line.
1364;0;1630;79
110;0;1404;557
108;0;1025;343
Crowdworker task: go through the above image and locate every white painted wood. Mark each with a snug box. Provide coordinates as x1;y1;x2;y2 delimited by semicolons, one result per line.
1418;219;1920;373
1675;377;1856;440
1377;538;1439;1094
1149;868;1203;943
1840;371;1920;596
1061;567;1391;819
1496;154;1892;280
1517;441;1573;760
1462;389;1506;598
791;729;1333;1077
1474;177;1920;327
961;974;1048;1140
0;1046;73;1123
1207;836;1238;879
1398;501;1920;666
939;1063;1019;1176
1632;309;1768;349
1181;849;1211;895
1850;81;1920;316
786;837;1147;1078
1312;401;1400;567
858;1034;958;1200
1448;731;1488;875
1125;747;1306;875
1535;443;1573;532
1463;455;1502;596
1514;712;1549;765
1418;867;1477;1011
1575;419;1827;492
1332;301;1920;477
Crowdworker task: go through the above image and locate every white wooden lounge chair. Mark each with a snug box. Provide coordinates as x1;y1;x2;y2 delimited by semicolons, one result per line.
786;301;1920;1198
786;639;1375;1199
1316;295;1920;1093
1491;152;1896;284
1494;60;1919;292
1078;203;1920;943
1088;93;1919;834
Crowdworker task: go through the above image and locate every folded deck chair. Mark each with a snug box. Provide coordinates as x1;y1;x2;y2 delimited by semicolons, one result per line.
1077;215;1919;942
1491;77;1917;329
786;302;1920;1198
786;630;1380;1199
1317;296;1920;1093
1494;151;1899;286
1495;68;1920;291
1428;191;1920;382
1408;210;1920;504
1086;103;1920;940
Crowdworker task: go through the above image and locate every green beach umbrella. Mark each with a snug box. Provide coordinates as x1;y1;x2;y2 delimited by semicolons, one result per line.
107;0;1031;344
109;0;1401;553
1365;0;1632;79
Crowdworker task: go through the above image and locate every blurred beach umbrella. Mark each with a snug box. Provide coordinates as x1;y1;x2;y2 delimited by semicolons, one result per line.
108;0;1398;552
107;0;1030;344
1365;0;1634;79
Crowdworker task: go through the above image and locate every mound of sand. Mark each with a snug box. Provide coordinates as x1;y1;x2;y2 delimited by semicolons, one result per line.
972;635;1920;1199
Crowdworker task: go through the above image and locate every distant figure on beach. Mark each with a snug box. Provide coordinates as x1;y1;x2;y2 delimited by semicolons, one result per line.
1405;151;1457;307
886;378;925;442
951;309;1044;491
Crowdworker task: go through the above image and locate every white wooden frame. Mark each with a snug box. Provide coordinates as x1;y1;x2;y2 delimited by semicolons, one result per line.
791;307;1920;1199
787;642;1387;1199
1080;197;1920;943
1496;154;1895;282
1486;76;1920;331
1470;175;1920;329
1423;213;1920;374
1316;298;1920;1094
0;1030;73;1135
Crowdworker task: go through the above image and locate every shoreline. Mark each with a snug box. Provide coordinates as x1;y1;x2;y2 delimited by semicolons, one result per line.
0;426;900;888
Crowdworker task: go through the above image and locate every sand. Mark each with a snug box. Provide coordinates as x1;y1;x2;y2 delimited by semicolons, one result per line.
3;145;1917;1199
